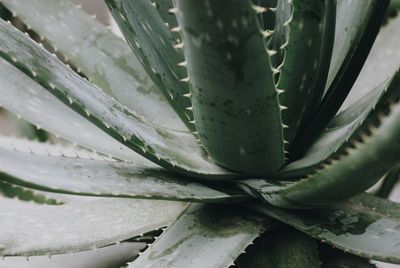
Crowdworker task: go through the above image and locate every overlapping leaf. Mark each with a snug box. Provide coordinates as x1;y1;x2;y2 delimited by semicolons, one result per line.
0;19;234;178
0;194;185;257
0;0;187;131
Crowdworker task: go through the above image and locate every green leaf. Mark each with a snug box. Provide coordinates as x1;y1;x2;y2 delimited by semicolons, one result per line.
239;79;400;207
0;180;61;205
105;0;194;130
376;166;400;198
0;19;234;179
0;142;247;203
130;204;274;268
236;226;320;268
153;0;180;40
281;71;399;178
0;195;185;256
0;0;187;131
250;193;400;264
341;13;400;110
0;58;150;162
173;0;285;175
267;0;291;70
291;0;390;158
318;244;377;268
277;0;336;144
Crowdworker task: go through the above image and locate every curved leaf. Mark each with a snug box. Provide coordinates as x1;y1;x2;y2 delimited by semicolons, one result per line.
105;0;194;130
236;226;320;268
291;0;390;158
240;79;400;207
0;19;234;179
281;71;399;178
251;194;400;264
0;0;187;131
276;0;336;144
130;204;274;268
0;144;247;203
0;195;185;257
0;57;144;162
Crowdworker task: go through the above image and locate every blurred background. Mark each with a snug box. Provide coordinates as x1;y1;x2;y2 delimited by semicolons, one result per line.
0;1;399;267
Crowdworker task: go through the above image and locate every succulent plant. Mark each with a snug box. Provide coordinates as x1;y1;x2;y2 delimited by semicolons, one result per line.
0;0;400;266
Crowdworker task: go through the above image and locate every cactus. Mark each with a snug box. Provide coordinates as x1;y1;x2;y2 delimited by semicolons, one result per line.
0;0;399;266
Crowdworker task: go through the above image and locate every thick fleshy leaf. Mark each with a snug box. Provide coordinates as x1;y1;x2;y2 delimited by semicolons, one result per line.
251;194;400;264
173;0;285;175
341;13;400;109
239;82;400;207
280;12;400;176
0;19;234;179
276;0;336;143
0;144;247;203
0;58;144;162
0;0;187;131
280;71;399;178
236;226;320;268
0;195;185;257
130;204;274;268
291;0;390;158
105;0;194;130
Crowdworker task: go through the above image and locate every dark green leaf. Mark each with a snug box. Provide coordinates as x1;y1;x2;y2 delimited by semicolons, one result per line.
173;0;285;175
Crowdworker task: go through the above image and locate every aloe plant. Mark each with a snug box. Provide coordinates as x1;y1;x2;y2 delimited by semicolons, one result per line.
0;0;400;266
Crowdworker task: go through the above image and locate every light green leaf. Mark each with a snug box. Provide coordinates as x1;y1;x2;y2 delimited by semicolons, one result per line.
0;0;187;131
0;58;145;162
0;143;247;203
0;19;234;178
0;195;185;256
342;13;400;109
250;193;400;264
130;204;274;268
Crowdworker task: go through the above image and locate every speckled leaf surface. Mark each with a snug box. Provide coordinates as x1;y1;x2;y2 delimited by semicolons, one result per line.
174;0;285;175
239;79;400;207
105;0;194;129
281;72;399;178
251;193;400;264
276;0;335;143
0;19;234;179
291;0;389;157
0;58;144;162
0;0;187;131
0;146;246;203
0;195;185;257
130;204;274;268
